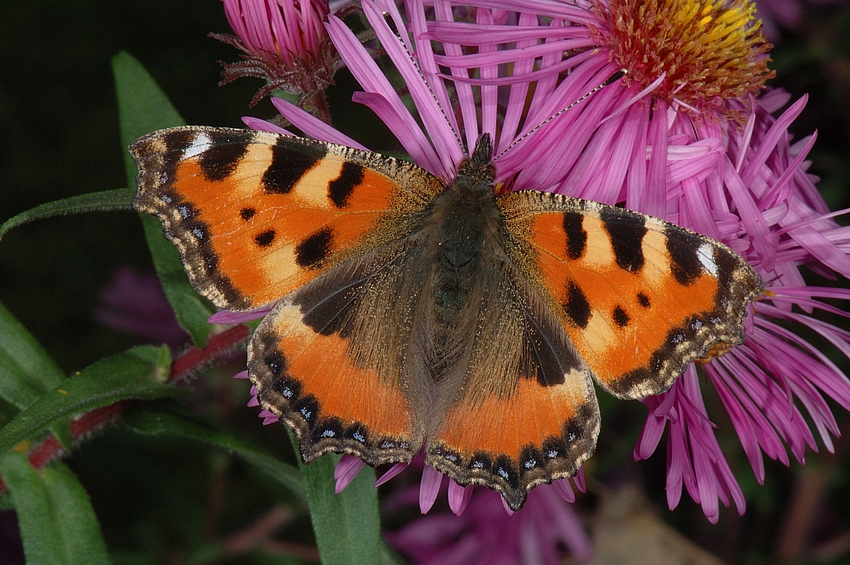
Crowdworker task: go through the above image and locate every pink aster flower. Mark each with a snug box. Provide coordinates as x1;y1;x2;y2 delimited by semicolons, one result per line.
212;0;338;113
633;89;850;522
385;480;592;565
241;0;850;524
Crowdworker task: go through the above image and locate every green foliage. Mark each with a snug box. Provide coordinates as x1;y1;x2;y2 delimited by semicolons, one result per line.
298;448;382;565
0;453;110;565
0;190;136;241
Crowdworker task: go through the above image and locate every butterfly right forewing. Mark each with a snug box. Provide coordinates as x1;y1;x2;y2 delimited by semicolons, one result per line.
498;190;763;399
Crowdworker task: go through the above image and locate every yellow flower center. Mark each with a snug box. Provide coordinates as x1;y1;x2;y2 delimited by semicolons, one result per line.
595;0;774;115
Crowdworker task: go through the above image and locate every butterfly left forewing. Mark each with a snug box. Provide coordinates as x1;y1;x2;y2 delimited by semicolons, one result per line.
498;190;763;399
131;126;444;311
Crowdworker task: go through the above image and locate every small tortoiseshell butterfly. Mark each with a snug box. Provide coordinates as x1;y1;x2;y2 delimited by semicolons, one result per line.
131;127;762;510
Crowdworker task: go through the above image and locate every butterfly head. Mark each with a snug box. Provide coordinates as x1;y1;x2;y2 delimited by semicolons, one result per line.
456;133;496;189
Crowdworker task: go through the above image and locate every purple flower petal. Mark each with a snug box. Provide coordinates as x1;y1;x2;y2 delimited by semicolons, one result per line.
419;465;444;514
375;462;409;487
334;455;366;493
448;480;473;516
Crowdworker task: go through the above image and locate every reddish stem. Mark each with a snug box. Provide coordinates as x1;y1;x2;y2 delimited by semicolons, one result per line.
0;324;251;491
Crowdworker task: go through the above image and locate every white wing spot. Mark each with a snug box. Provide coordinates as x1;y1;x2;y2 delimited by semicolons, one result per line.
698;242;719;277
183;132;213;159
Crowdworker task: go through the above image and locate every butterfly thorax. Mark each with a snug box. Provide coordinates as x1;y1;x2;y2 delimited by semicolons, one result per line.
429;141;500;330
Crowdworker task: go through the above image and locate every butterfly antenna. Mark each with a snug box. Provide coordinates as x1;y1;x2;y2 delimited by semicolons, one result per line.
494;69;627;162
382;12;466;153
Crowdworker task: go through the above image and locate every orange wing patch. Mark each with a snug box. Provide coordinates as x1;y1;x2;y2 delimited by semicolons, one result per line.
429;368;598;509
249;300;418;465
500;191;763;399
131;126;442;311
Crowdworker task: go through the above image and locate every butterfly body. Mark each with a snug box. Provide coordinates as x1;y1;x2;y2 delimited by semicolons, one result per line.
131;126;763;509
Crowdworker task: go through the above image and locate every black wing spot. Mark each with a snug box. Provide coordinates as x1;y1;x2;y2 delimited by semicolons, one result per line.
295;227;333;268
329;162;365;208
344;423;370;444
293;394;320;424
265;350;288;380
637;292;651;308
542;436;566;460
613;305;630;328
254;229;276;247
199;140;250;182
519;445;543;473
563;281;591;329
666;227;704;286
563;405;591;443
240;207;256;220
469;451;493;471
563;211;587;260
493;455;520;489
312;417;343;442
163;130;195;162
262;141;326;194
601;208;647;272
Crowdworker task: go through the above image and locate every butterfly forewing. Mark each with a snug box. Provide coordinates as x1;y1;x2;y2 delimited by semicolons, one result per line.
498;190;763;399
131;126;444;311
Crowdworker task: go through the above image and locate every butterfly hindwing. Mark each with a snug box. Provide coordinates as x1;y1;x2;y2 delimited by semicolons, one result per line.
425;253;600;510
248;241;431;466
498;190;764;399
131;126;444;311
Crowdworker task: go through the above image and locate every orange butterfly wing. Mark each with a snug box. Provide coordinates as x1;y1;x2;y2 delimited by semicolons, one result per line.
498;190;763;398
131;126;443;311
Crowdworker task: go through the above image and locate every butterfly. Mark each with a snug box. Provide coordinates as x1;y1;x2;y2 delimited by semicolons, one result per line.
131;126;763;510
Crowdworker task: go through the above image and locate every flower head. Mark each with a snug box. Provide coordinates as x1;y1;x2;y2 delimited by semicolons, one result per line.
213;0;337;112
594;0;774;117
634;90;850;522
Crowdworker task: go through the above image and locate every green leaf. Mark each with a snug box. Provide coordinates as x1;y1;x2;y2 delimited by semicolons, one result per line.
0;301;65;410
0;345;176;454
123;400;305;500
0;453;109;565
112;51;214;346
0;189;135;241
0;301;75;451
112;51;184;178
297;439;381;565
